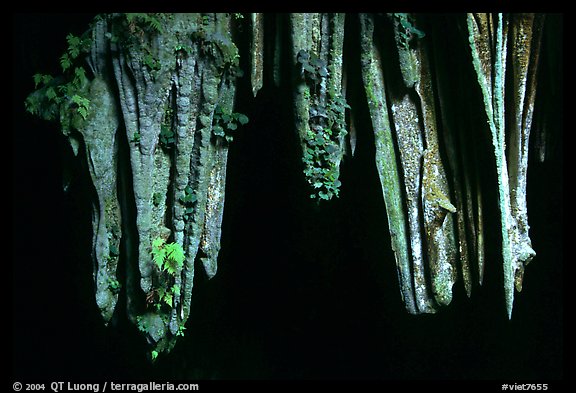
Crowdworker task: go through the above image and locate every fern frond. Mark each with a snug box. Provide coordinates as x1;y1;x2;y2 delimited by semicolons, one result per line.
66;33;82;58
163;292;173;307
152;237;165;249
146;15;163;33
125;13;147;23
125;13;163;33
163;259;180;276
165;243;185;270
73;67;88;88
60;53;72;72
33;73;53;88
151;243;166;270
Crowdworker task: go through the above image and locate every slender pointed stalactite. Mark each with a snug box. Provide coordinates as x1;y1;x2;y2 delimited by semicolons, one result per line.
389;94;433;313
467;13;542;318
250;13;264;97
359;13;416;314
507;13;543;292
79;21;122;323
405;16;458;307
430;16;474;298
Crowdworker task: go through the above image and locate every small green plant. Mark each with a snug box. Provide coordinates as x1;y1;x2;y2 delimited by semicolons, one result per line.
152;192;164;206
297;49;329;87
107;277;122;294
147;238;186;311
121;14;164;79
179;186;197;221
151;238;185;276
174;43;193;56
159;104;175;148
212;106;249;143
131;131;141;145
176;324;186;337
25;33;92;124
143;48;161;73
297;49;350;201
136;315;149;333
201;15;210;27
191;23;242;75
71;94;90;120
390;13;425;49
302;128;343;201
60;33;92;72
125;13;163;34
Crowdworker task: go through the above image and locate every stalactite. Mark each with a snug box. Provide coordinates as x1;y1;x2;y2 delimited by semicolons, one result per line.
468;12;516;317
435;71;473;298
79;22;122;323
467;13;542;318
411;21;458;307
290;13;349;201
449;28;487;287
272;14;283;88
389;94;432;313
507;13;544;292
359;13;417;314
250;13;264;97
24;12;550;359
31;13;247;356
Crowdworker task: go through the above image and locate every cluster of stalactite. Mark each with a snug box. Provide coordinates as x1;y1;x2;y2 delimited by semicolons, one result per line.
27;13;546;358
467;13;544;318
28;13;246;356
284;13;544;318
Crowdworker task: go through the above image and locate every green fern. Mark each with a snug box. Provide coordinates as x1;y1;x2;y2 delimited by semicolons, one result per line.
151;238;185;276
151;238;167;270
26;31;91;124
126;13;163;34
33;73;53;88
71;94;90;120
164;242;185;275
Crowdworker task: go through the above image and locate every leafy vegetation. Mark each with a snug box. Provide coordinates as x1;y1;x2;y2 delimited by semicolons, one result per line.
160;105;176;149
107;277;122;294
191;20;243;78
179;186;197;221
151;238;185;278
388;13;426;89
212;105;249;143
390;13;425;49
131;131;141;145
134;237;187;360
297;49;350;201
125;13;164;34
25;33;92;124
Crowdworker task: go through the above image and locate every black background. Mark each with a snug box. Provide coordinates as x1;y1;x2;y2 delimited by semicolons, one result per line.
12;13;563;383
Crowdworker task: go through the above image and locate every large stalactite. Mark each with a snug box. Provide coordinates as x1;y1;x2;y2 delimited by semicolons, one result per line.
25;12;549;358
27;13;247;356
